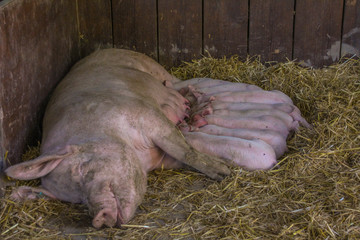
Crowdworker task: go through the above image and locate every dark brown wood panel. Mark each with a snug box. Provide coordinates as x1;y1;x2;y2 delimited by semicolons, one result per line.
249;0;294;62
112;0;157;60
204;0;248;59
158;0;202;67
293;0;344;67
0;0;80;165
341;0;360;57
77;0;113;57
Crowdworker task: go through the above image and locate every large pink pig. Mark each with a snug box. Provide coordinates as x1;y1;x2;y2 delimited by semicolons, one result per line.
5;49;230;228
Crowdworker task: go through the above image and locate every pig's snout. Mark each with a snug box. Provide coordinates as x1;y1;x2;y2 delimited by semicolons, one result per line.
92;195;129;228
93;206;122;228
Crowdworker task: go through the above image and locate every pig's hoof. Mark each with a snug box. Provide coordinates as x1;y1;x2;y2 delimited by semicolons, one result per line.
8;186;57;201
186;151;231;181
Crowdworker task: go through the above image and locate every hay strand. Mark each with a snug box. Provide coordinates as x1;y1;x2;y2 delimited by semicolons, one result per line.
1;55;359;239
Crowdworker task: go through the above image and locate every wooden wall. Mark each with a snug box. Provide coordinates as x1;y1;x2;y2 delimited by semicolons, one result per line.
0;0;359;167
113;0;359;67
0;0;112;166
0;0;80;167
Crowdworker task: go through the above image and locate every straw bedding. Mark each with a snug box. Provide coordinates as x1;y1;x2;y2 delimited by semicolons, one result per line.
1;55;359;239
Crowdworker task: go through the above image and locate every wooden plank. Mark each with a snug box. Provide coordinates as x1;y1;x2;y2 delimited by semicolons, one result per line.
112;0;157;60
249;0;294;62
341;0;360;58
158;0;202;67
0;0;80;165
204;0;248;59
77;0;112;57
293;0;344;67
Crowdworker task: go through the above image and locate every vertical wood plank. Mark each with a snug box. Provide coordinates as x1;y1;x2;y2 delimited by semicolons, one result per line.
0;0;80;164
112;0;157;60
204;0;248;59
77;0;113;57
158;0;202;67
341;0;360;58
293;0;344;67
249;0;294;62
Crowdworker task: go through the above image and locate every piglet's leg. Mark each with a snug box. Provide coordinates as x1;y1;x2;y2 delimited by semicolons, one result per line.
9;186;57;201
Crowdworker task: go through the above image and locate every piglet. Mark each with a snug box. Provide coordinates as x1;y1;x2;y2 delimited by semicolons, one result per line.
195;125;288;158
176;77;310;162
183;132;277;170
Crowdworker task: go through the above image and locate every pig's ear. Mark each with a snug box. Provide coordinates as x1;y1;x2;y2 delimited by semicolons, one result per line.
5;147;75;180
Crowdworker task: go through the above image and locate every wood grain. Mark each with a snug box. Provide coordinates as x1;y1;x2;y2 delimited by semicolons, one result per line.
112;0;158;60
341;0;360;58
204;0;248;59
249;0;294;62
77;0;113;57
0;0;80;164
293;0;344;67
158;0;202;67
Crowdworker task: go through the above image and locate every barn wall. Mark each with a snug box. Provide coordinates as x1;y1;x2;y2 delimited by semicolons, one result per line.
342;0;360;57
77;0;113;57
115;0;359;67
0;0;80;167
1;0;359;168
0;0;114;167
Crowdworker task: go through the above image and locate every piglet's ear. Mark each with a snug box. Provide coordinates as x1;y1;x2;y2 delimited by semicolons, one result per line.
5;146;75;180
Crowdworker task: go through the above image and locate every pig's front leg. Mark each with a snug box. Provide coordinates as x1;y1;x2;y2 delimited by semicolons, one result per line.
150;117;231;180
8;185;58;201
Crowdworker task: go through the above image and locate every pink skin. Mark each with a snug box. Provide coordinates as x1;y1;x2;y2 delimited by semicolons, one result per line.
213;101;295;113
290;106;312;128
190;101;213;115
6;143;148;228
196;125;288;158
160;88;190;124
205;90;294;105
181;85;206;105
192;115;208;128
205;114;290;139
5;49;230;229
85;48;180;85
178;87;189;96
196;83;262;96
213;109;300;131
183;132;277;171
9;186;58;201
176;79;309;128
173;78;232;90
212;101;310;128
178;121;198;132
190;104;213;120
